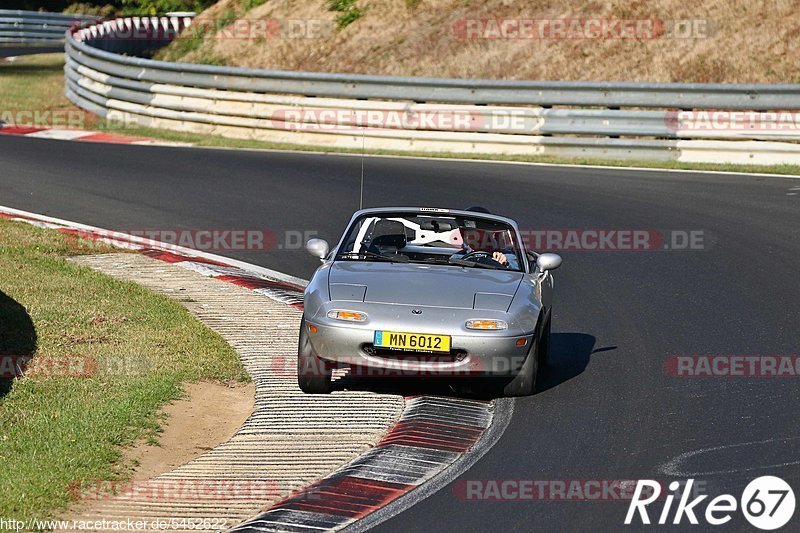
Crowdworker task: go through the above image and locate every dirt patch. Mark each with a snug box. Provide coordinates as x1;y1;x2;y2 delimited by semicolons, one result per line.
128;381;255;479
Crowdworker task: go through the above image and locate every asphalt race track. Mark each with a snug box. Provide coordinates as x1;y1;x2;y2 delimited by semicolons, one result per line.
0;45;63;58
2;135;799;532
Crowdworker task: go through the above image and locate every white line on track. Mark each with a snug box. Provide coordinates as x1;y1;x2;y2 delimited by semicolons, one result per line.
177;145;800;181
8;130;800;180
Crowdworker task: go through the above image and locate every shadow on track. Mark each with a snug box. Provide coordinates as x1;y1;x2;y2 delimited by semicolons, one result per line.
0;290;37;397
536;332;600;393
331;368;473;399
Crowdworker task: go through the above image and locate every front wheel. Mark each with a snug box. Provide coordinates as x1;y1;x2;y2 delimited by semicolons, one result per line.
297;318;331;394
502;334;538;397
538;313;551;368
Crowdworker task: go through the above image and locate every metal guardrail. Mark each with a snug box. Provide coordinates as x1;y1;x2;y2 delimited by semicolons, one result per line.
54;15;800;165
0;9;98;47
66;22;800;110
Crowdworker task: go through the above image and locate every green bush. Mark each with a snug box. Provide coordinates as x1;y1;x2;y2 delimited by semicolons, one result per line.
119;0;216;15
242;0;268;10
63;2;117;16
4;0;217;15
3;0;114;12
219;7;237;27
327;0;363;30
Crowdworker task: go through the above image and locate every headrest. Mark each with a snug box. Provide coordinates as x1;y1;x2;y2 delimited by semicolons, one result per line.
370;219;407;249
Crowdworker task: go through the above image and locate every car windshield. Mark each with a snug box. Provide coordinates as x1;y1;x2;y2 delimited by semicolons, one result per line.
335;212;524;271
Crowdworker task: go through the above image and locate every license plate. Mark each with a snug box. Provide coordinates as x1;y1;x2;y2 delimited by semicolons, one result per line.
374;331;451;353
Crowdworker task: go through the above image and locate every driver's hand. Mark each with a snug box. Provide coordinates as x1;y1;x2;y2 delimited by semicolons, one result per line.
492;252;509;265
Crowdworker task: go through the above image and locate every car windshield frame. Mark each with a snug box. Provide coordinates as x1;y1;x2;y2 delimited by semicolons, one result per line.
333;211;526;272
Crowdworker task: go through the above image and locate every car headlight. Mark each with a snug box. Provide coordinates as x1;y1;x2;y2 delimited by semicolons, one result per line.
327;310;368;322
465;319;508;330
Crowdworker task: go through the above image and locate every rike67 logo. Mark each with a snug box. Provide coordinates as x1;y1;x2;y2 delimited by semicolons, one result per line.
625;477;795;530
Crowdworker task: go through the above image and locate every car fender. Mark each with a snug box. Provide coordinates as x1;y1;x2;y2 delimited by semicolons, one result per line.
506;275;544;334
303;262;332;320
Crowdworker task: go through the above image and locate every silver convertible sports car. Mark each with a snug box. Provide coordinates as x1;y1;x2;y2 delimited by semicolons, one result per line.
298;207;562;396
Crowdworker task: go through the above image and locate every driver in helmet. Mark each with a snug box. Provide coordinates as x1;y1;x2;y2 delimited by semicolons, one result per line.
452;206;516;269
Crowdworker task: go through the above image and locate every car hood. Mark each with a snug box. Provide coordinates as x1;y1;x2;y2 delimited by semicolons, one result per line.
328;261;523;310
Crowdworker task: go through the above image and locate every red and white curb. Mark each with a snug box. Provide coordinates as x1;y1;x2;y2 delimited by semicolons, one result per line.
0;205;305;308
0;205;512;532
231;396;503;532
0;124;193;146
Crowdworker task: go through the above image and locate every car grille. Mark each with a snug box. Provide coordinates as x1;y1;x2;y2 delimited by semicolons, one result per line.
362;344;467;363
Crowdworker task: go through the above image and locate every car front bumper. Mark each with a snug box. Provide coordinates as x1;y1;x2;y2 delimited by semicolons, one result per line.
306;320;534;377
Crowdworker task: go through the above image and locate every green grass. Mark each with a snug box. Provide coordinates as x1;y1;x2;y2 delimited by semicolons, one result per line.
328;0;364;30
0;219;248;520
3;53;800;177
0;54;96;129
156;32;206;62
219;8;238;27
242;0;269;9
119;0;218;16
155;0;265;63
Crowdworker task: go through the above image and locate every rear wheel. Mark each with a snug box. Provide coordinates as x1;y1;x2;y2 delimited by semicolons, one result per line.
297;318;331;394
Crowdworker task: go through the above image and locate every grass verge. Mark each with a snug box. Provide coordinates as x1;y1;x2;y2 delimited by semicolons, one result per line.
0;54;101;130
0;217;248;521
3;53;800;177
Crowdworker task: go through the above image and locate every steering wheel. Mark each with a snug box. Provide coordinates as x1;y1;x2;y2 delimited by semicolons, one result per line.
460;250;506;267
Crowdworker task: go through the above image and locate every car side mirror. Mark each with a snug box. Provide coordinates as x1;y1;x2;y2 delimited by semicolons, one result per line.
535;253;562;273
306;238;329;261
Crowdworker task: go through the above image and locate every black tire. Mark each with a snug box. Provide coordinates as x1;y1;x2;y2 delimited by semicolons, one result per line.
502;333;539;397
538;312;551;368
297;318;331;394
